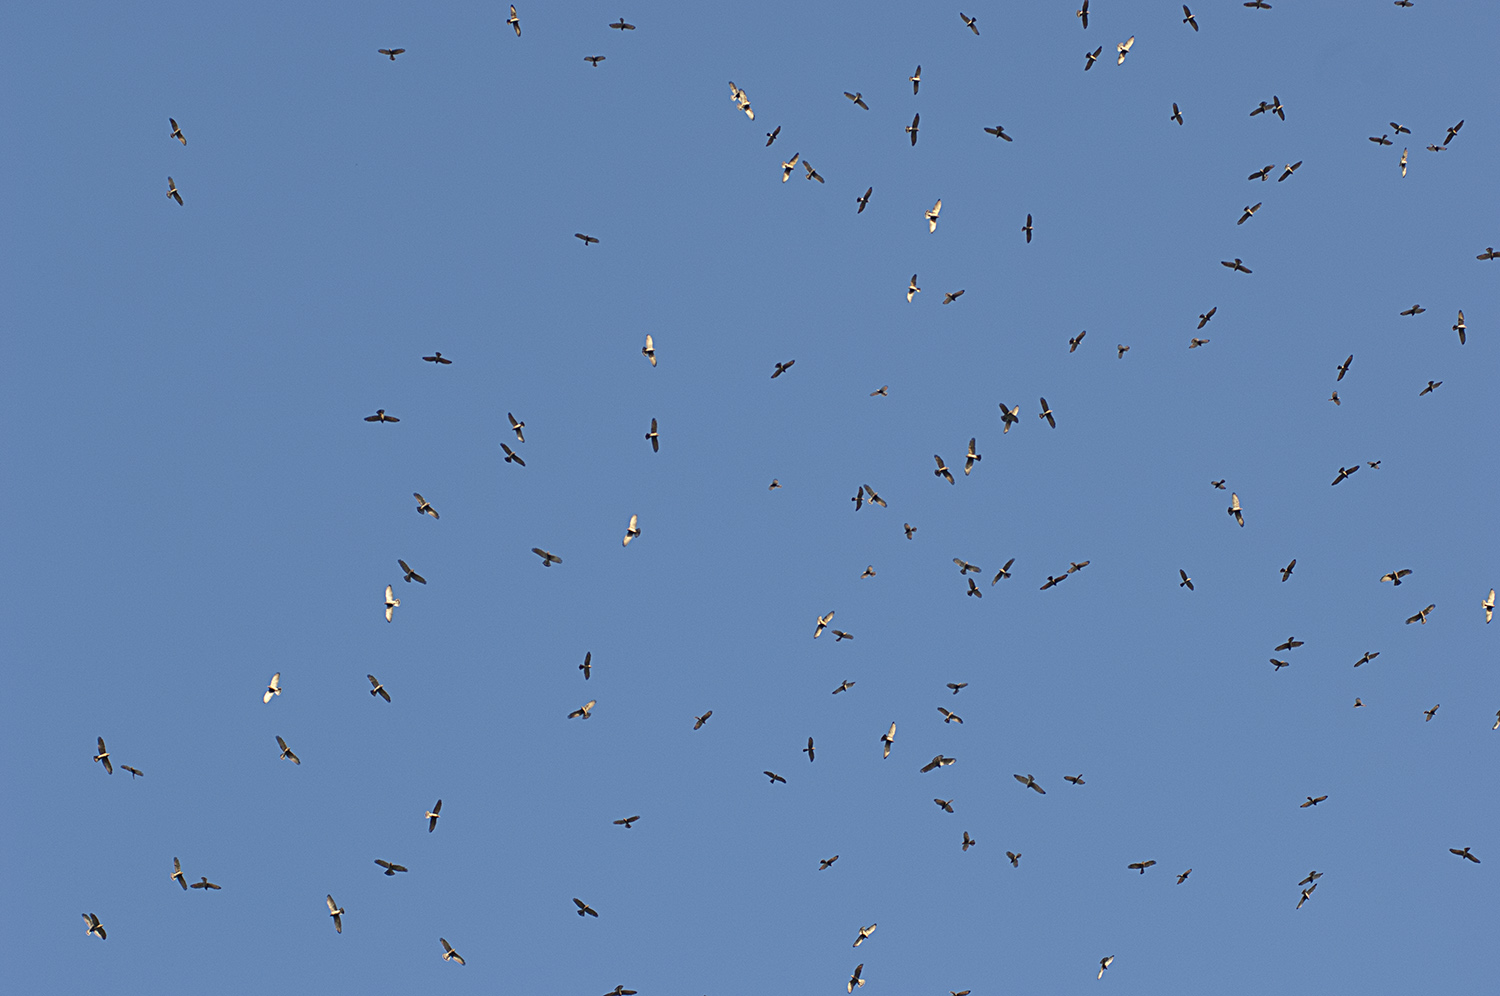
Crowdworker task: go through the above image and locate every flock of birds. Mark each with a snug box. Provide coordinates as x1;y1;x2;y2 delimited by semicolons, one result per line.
74;3;1496;990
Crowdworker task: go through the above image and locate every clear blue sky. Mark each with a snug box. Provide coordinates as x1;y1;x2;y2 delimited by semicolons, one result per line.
4;2;1496;993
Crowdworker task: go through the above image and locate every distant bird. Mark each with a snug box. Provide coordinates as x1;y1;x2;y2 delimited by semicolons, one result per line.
1424;704;1440;721
908;275;921;301
1354;698;1363;707
881;722;897;759
1336;354;1352;380
765;126;780;146
604;988;637;996
384;584;399;622
172;857;187;890
609;18;635;30
1177;869;1193;884
844;91;869;110
857;187;872;213
1171;102;1183;125
613;815;639;829
584;56;605;67
1077;1;1089;28
948;681;968;694
326;895;344;933
954;558;981;575
1270;659;1289;671
942;289;965;305
426;800;443;832
934;455;955;484
853;923;877;947
1297;884;1317;909
1039;575;1067;591
1426;144;1444;152
422;352;451;364
1238;202;1262;225
1068;561;1090;574
1116;36;1134;65
1248;164;1274;181
764;771;786;785
1400;147;1408;176
992;558;1015;584
1419;380;1441;396
532;548;562;567
365;409;399;423
1038;397;1056;428
960;12;979;34
1299;870;1323;887
378;48;405;60
374;859;407;875
910;65;921;94
1179;569;1194;590
1099;956;1114;979
1380;569;1412;585
573;898;599;917
367;673;391;701
1330;464;1362;486
622;514;640;547
1444;120;1464;145
276;735;300;765
861;566;876;579
581;651;594;680
820;855;840;870
983;124;1013;141
904;523;916;539
802;160;824;183
963;439;981;475
1128;860;1157;874
728;81;754;120
645;417;658;452
1405;604;1435;626
871;385;888;396
832;629;854;641
1400;304;1426;316
922;754;956;773
122;765;143;778
935;798;954;813
641;334;656;366
190;876;221;891
1069;330;1087;352
1485;589;1494;624
693;711;712;729
999;403;1019;432
1182;5;1198;30
1065;773;1085;785
863;484;887;507
1023;214;1033;242
962;831;976;851
848;964;865;993
1275;637;1304;652
1370;134;1393;146
1278;161;1303;182
169;118;186;145
1450;847;1481;863
507;5;521;36
167;177;183;204
440;938;465;965
1245;0;1272;9
500;443;525;466
1301;795;1327;808
1479;248;1499;261
1014;773;1046;794
1211;480;1226;489
1270;95;1285;119
815;611;835;638
904;112;920;147
1117;344;1129;358
781;153;799;182
1222;258;1252;274
1330;392;1340;406
568;700;596;720
1189;338;1209;349
1084;46;1102;70
83;913;106;940
94;736;112;774
1353;651;1380;667
1227;493;1245;527
1452;311;1466;345
1281;559;1296;582
263;673;281;704
926;199;942;233
938;707;963;724
1007;851;1022;867
414;493;439;519
772;359;795;378
803;737;816;761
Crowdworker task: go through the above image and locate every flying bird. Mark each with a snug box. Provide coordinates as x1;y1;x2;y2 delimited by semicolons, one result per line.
1400;304;1426;316
584;56;605;67
1084;46;1102;70
907;113;920;146
926;199;942;233
414;493;439;519
729;82;754;119
375;859;407;875
938;707;963;724
765;126;780;146
1245;1;1272;10
1354;651;1380;667
881;722;897;759
1336;355;1352;380
83;913;106;940
94;737;112;774
802;160;823;183
772;359;795;378
962;831;976;851
1248;164;1274;181
644;417;659;452
365;409;399;423
999;403;1019;432
857;187;872;213
1400;147;1408;176
1099;956;1114;979
942;289;965;305
1178;869;1193;884
935;798;954;813
1069;331;1086;352
440;938;465;965
326;895;344;933
167;177;183;205
983;124;1013;141
1116;36;1134;65
1179;569;1194;590
169;118;186;145
1128;860;1157;874
844;91;869;110
764;770;786;785
378;48;405;60
190;877;221;891
1189;338;1210;349
964;439;981;474
960;12;979;34
1369;134;1393;146
1331;465;1359;486
1297;884;1317;909
1275;637;1304;652
1444;120;1464;145
1238;203;1262;225
573;898;600;917
904;523;916;539
1270;658;1289;671
532;548;562;567
922;754;955;773
507;6;521;36
1211;480;1226;489
641;334;656;366
568;700;596;720
276;735;300;765
1198;307;1217;328
263;673;281;704
1013;773;1046;794
1182;6;1198;30
992;558;1015;584
693;711;712;729
172;857;187;890
577;652;592;680
1065;774;1085;785
910;66;921;93
1300;795;1327;808
1405;604;1435;626
1007;851;1022;867
621;514;640;547
1077;1;1089;28
574;233;600;245
832;629;854;641
948;681;969;694
1450;847;1481;863
1221;258;1252;273
1452;311;1466;345
613;815;640;828
1038;397;1056;428
862;484;887;508
1484;589;1494;624
1171;103;1183;125
421;352;451;364
853;923;877;947
820;855;840;869
426;800;442;831
1227;493;1244;527
609;18;635;30
815;611;835;638
1023;214;1033;242
934;455;955;484
803;737;815;761
1424;704;1440;721
1419;380;1441;396
781;153;799;182
1330;391;1340;406
500;443;525;466
1380;569;1412;585
384;584;399;622
907;275;921;301
848;964;865;993
1281;559;1296;582
1278;161;1303;181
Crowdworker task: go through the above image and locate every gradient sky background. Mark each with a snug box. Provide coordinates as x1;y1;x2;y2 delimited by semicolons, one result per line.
4;2;1497;994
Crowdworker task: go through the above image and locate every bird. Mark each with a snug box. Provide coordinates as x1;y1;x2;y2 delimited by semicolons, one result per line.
1301;795;1328;808
1400;304;1426;317
1211;480;1226;489
947;682;969;694
1270;659;1289;671
263;673;281;704
1182;5;1198;30
954;558;980;575
910;65;921;94
1424;704;1440;721
905;113;921;146
1248;164;1274;181
844;91;869;110
938;707;963;724
1238;203;1262;225
802;160;824;183
926;199;942;232
190;876;221;891
621;515;640;547
573;898;600;917
1278;161;1303;181
167;176;184;205
1401;147;1408;176
326;895;344;933
992;559;1015;584
1275;637;1305;652
1444;120;1464;145
1419;380;1441;396
1228;493;1245;527
169;118;186;145
1189;338;1210;349
848;964;865;993
1405;604;1435;625
815;611;835;638
983;124;1013;141
1040;575;1067;591
1023;214;1033;242
364;409;399;423
568;700;596;720
1128;860;1157;874
172;857;187;890
933;455;955;484
1337;355;1353;380
1245;0;1272;9
93;736;112;774
609;18;635;30
881;722;897;759
922;754;956;773
1453;311;1466;345
1014;773;1046;794
772;359;795;378
426;800;443;831
851;488;865;512
1270;95;1285;119
1069;331;1087;352
1099;956;1114;979
1427;143;1445;152
904;523;916;539
440;939;465;965
421;351;451;365
1485;589;1494;624
832;629;854;641
820;855;840;870
1380;569;1412;585
645;418;658;452
863;484;887;507
1068;561;1091;574
1178;869;1193;884
500;443;525;466
584;56;605;67
870;385;888;397
1330;390;1341;405
603;988;638;996
413;493;439;519
1065;773;1086;785
83;913;106;940
1369;134;1393;146
1117;344;1129;358
962;831;976;851
1355;698;1364;707
1222;258;1252;273
729;82;754;119
641;334;656;366
860;564;877;577
853;924;877;947
765;125;780;146
1077;0;1089;28
1179;569;1194;590
803;737;815;761
1007;851;1022;867
1478;248;1499;261
960;12;979;34
1297;885;1317;909
1281;560;1296;582
1450;847;1481;864
384;584;399;622
857;187;872;213
378;48;405;60
764;771;786;785
1038;398;1056;428
374;859;407;875
574;232;600;245
1171;102;1183;125
275;735;300;765
961;439;981;475
935;798;954;813
942;289;965;305
1354;651;1380;667
532;548;562;567
693;711;712;729
781;153;799;182
507;5;520;36
613;815;640;829
1331;465;1360;486
1116;36;1134;65
999;403;1021;433
1084;46;1102;70
1299;870;1323;887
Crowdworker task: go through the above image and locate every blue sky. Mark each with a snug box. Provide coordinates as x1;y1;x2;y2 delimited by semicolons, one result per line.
4;2;1496;993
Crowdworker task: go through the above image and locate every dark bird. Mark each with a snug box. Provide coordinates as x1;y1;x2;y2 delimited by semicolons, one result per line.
1424;704;1440;721
922;754;956;773
764;770;786;785
1444;120;1464;145
961;12;979;34
1450;847;1481;863
122;765;143;778
379;48;405;60
1198;307;1217;328
1227;493;1244;527
374;859;407;875
863;484;887;507
857;187;872;213
1478;248;1498;260
765;125;780;146
1245;0;1272;9
422;352;452;364
568;700;596;720
1077;1;1089;28
1453;311;1466;345
275;735;300;765
934;455;955;484
1211;480;1226;489
1297;884;1317;909
1068;561;1091;574
532;548;562;567
904;523;916;539
1281;559;1296;582
1179;569;1194;590
907;113;920;146
935;798;954;813
169;118;186;145
1336;355;1352;380
772;359;795;378
983;124;1013;141
94;737;112;774
1128;860;1157;874
804;737;816;761
365;409;399;423
1182;5;1198;30
938;707;963;724
820;855;840;870
1099;957;1115;979
999;403;1019;432
1354;651;1380;667
1405;604;1435;626
962;831;976;851
440;939;465;965
1023;214;1033;242
803;160;824;183
603;988;637;996
942;289;965;305
954;558;981;575
963;439;981;475
832;629;854;641
1013;773;1046;794
426;799;442;832
1038;397;1056;428
1238;203;1262;225
1065;773;1085;785
1270;659;1289;671
584;56;605;67
1085;46;1102;70
871;385;888;396
368;674;391;702
1221;258;1252;273
579;652;592;680
83;913;106;940
1331;465;1359;486
501;443;525;466
947;682;968;694
1271;95;1285;120
613;815;640;829
574;233;600;245
1275;637;1304;652
1248;164;1274;181
1070;330;1087;352
693;710;712;729
1177;869;1193;884
1118;344;1129;357
910;65;921;94
992;558;1015;584
1190;338;1210;349
190;877;221;891
1400;304;1426;316
1330;391;1341;406
1301;795;1327;808
1171;102;1183;125
1039;575;1067;590
645;417;658;452
844;91;869;110
1007;851;1022;867
1419;380;1441;396
1278;161;1303;181
573;898;599;917
966;578;982;598
1369;134;1393;146
326;895;344;933
1299;871;1323;887
609;17;636;29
